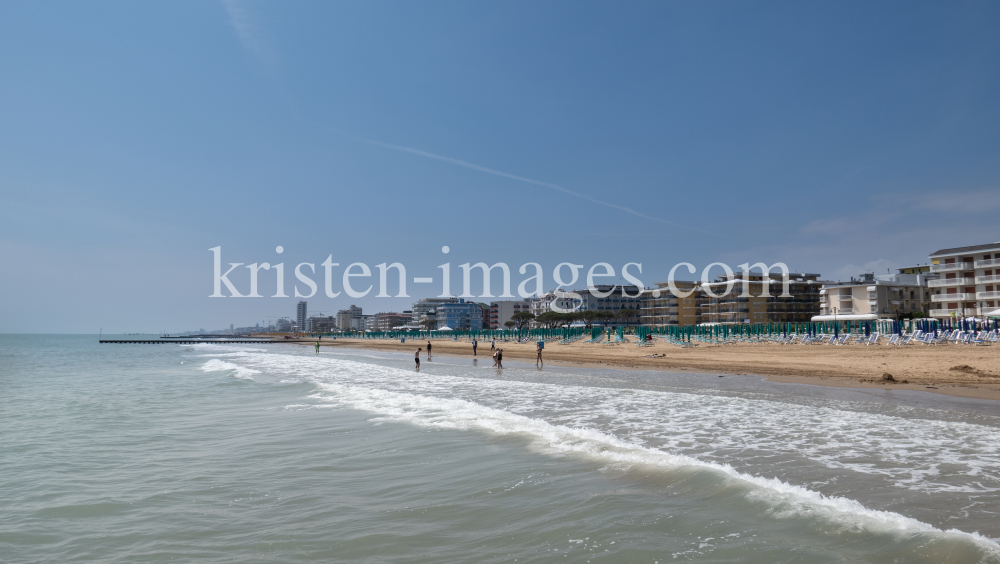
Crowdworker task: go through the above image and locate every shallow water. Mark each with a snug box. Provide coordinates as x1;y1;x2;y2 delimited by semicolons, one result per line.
2;335;999;563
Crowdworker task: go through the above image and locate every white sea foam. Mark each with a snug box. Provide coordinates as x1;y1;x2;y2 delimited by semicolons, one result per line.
306;382;999;552
194;348;1000;492
186;346;1000;550
199;359;260;380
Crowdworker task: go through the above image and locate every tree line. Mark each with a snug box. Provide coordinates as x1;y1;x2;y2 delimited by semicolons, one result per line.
503;309;639;329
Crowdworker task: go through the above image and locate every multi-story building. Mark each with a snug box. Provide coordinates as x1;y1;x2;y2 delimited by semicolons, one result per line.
336;305;363;332
702;272;822;324
817;272;930;321
371;311;413;331
307;315;337;333
410;297;460;328
488;300;532;329
928;242;1000;319
640;281;700;326
435;299;483;331
530;286;647;325
274;317;293;333
296;301;307;333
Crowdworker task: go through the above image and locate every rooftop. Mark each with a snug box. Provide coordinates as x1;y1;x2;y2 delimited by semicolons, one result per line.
929;242;1000;257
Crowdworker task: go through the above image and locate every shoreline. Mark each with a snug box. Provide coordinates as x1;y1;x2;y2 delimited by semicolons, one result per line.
305;337;1000;402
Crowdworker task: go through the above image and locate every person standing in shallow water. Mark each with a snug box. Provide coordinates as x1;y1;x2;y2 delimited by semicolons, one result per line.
414;347;421;369
536;340;543;367
472;339;477;356
496;348;503;369
315;342;320;353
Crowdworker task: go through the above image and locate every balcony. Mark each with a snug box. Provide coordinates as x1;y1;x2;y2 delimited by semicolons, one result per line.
976;274;1000;284
974;258;1000;269
930;263;975;273
928;277;975;288
931;293;974;302
977;291;1000;300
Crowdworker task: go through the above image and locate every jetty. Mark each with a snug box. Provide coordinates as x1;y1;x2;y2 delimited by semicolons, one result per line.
100;339;289;344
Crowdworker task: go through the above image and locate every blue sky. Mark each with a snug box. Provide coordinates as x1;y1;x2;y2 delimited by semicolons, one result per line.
2;1;999;333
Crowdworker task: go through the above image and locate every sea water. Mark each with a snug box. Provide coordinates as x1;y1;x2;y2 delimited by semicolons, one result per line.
2;335;999;563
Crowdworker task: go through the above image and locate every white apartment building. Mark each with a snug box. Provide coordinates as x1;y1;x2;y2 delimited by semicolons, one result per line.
818;272;930;320
927;242;1000;319
488;300;531;329
530;286;646;325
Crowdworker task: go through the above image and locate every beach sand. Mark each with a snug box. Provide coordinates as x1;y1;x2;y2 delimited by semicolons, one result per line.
313;337;1000;401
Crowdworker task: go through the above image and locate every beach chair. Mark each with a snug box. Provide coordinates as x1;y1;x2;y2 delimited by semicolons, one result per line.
966;332;991;346
922;332;946;345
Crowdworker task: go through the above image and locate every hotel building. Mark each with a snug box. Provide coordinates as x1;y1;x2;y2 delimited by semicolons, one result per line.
640;281;700;326
702;272;823;324
435;299;483;331
818;272;930;321
489;300;532;329
530;286;646;326
927;242;1000;319
336;305;363;331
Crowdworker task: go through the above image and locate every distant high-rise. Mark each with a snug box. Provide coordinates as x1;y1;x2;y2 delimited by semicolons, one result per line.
336;305;363;332
296;301;307;333
230;324;234;332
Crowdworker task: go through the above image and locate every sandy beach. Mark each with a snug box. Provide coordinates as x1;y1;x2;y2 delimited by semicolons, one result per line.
314;337;1000;401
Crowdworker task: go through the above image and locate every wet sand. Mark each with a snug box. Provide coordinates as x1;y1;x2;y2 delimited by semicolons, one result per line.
313;337;1000;401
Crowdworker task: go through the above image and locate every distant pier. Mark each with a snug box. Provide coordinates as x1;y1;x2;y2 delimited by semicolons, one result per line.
100;339;287;344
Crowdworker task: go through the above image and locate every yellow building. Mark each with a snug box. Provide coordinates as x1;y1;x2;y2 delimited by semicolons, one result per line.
641;281;700;326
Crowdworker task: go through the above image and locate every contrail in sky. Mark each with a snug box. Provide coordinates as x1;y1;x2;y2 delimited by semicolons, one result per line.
363;139;700;229
219;0;698;230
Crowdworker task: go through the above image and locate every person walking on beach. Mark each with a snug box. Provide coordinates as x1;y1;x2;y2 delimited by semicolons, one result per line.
491;338;495;351
536;340;543;367
492;348;498;367
496;348;503;369
415;347;422;369
472;339;477;356
426;340;432;357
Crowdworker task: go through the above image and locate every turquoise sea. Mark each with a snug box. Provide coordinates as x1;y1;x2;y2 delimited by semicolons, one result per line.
2;335;999;563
